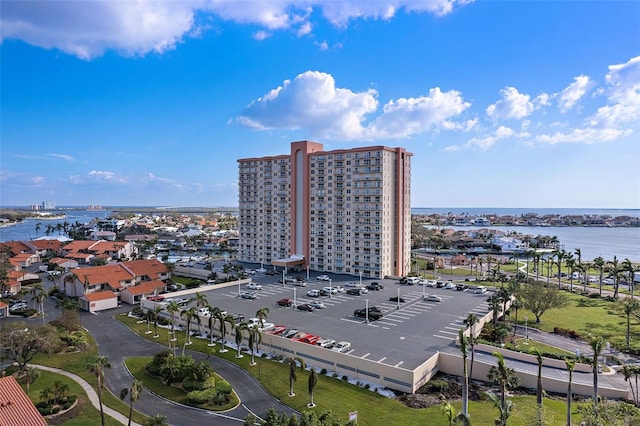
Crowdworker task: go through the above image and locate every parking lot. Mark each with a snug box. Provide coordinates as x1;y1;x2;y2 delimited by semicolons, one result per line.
192;268;492;370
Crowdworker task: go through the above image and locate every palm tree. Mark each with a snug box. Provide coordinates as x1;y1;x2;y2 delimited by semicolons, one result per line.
606;256;621;299
62;272;78;297
622;258;636;298
165;301;180;353
23;367;40;397
532;348;544;425
552;248;567;289
511;299;522;337
87;355;112;426
207;305;220;346
485;389;513;426
593;256;605;297
308;368;318;407
588;334;604;414
440;398;472;426
234;322;248;358
619;364;639;407
458;329;469;417
565;357;576;426
120;380;143;426
248;327;261;366
151;305;163;338
565;254;576;292
256;306;270;329
55;297;80;330
487;352;519;426
217;313;234;353
622;297;640;349
30;283;47;325
487;294;502;327
181;307;198;352
288;357;305;397
35;222;41;239
464;313;479;380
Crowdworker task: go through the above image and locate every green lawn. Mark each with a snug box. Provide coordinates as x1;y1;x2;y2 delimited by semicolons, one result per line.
118;314;590;425
512;291;639;348
30;331;150;425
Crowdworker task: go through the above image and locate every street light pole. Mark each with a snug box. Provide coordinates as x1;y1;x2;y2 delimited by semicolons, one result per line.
525;315;528;340
365;299;369;323
282;269;285;287
329;279;332;298
293;287;297;309
359;271;362;287
397;288;400;310
306;265;310;281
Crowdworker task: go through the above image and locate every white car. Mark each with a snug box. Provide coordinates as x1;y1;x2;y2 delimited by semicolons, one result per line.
423;295;442;302
247;283;262;290
244;269;256;275
444;282;455;290
322;286;339;295
426;280;437;287
344;281;361;287
197;307;211;317
309;301;326;309
307;289;321;297
316;275;330;281
332;341;352;353
247;318;274;330
316;338;335;349
255;267;267;273
293;281;307;287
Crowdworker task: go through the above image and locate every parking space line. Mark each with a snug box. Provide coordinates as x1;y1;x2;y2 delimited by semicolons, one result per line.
394;361;404;367
381;317;404;323
361;353;370;359
374;321;397;327
444;326;461;331
340;318;362;324
434;334;454;340
439;330;458;336
377;357;387;363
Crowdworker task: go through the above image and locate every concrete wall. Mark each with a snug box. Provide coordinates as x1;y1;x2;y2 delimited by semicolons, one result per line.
438;352;629;400
475;343;592;373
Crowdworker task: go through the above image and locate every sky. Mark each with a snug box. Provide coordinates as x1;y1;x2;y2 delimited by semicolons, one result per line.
1;1;639;209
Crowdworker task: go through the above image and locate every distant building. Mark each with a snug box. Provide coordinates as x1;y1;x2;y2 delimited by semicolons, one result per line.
42;201;55;210
238;140;412;278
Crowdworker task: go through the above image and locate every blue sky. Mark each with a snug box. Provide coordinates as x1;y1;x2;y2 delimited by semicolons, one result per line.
1;1;639;209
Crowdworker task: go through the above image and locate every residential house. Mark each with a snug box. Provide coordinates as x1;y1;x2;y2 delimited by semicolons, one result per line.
120;280;165;304
64;252;95;265
49;257;79;270
0;375;47;426
0;241;32;257
123;259;170;283
29;239;63;258
89;230;117;241
0;301;8;318
79;291;118;313
63;263;136;297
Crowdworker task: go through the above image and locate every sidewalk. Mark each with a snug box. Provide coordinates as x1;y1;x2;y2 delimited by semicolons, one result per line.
32;364;141;426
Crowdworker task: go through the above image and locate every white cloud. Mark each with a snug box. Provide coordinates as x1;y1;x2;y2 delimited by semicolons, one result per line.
1;0;197;60
557;74;591;112
236;71;470;140
47;153;75;162
0;1;472;59
486;87;533;120
464;125;528;151
535;127;628;145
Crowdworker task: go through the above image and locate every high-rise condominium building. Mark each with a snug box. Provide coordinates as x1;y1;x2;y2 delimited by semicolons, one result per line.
238;141;412;279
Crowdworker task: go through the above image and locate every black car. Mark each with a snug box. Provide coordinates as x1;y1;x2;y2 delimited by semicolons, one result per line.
346;288;363;296
436;281;446;288
265;270;277;276
297;303;315;312
366;282;383;291
354;307;383;321
455;283;468;291
399;277;408;284
389;296;405;303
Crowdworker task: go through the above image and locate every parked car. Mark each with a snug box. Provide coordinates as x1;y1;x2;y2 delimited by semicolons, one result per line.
283;329;299;338
332;341;352;353
436;281;446;288
300;335;322;345
455;283;468;291
230;313;245;323
354;307;384;320
444;282;455;290
277;298;293;307
293;281;307;287
344;281;361;287
306;289;321;298
247;317;274;330
474;286;487;294
389;296;405;303
266;325;287;335
297;303;315;312
316;338;336;349
279;277;296;284
366;282;383;291
9;301;27;312
197;307;210;317
426;280;437;287
404;277;420;285
247;283;262;290
423;295;442;302
265;270;277;276
290;331;309;341
321;286;339;295
346;288;363;296
147;295;165;302
309;301;326;309
316;275;330;281
241;291;257;299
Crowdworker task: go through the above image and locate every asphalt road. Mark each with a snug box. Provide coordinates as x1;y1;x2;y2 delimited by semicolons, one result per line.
81;305;299;425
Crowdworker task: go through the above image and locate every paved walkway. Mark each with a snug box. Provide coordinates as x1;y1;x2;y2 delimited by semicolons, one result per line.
32;364;141;426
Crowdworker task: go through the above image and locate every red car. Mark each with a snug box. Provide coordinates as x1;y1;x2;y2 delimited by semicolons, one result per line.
277;298;293;307
266;325;287;335
147;295;165;302
300;335;322;345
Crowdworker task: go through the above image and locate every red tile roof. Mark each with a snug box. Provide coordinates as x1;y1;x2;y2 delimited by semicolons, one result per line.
0;376;47;426
123;259;168;280
62;240;95;251
123;280;165;295
0;242;32;256
83;291;117;301
71;263;135;291
30;240;63;251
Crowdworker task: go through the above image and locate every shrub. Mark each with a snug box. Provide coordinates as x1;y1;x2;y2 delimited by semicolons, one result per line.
553;327;581;339
320;368;327;375
183;377;215;392
187;388;217;404
131;306;144;317
342;375;348;381
38;407;52;416
51;406;61;414
425;379;449;393
216;380;232;396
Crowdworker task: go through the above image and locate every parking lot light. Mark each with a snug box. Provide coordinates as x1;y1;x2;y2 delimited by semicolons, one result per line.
282;269;286;287
359;271;362;287
238;282;241;297
329;279;332;298
365;299;369;323
397;288;400;309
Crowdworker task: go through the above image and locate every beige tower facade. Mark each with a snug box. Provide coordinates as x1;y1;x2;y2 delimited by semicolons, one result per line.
238;141;412;278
